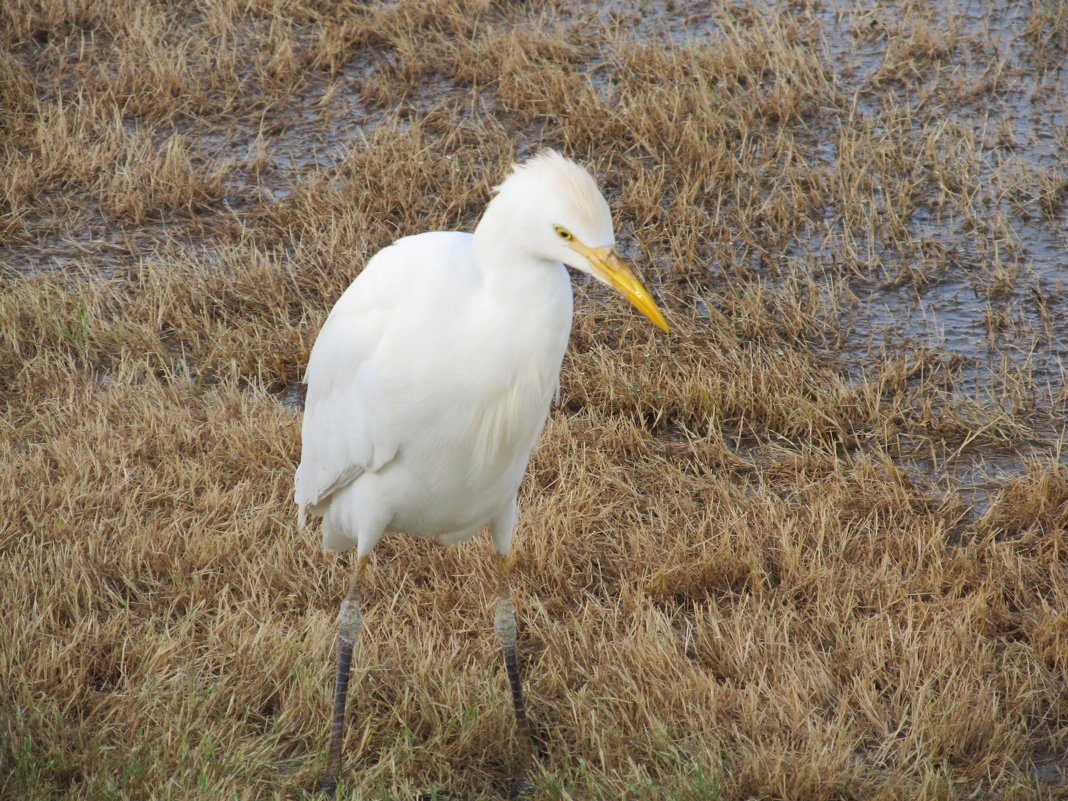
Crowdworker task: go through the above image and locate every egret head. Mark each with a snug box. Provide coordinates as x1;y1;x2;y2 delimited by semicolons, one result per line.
483;150;668;331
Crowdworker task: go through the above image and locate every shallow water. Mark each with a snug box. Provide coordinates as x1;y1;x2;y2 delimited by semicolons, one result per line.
804;0;1066;509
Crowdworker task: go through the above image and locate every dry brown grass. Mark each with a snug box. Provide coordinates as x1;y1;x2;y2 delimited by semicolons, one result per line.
2;1;1065;799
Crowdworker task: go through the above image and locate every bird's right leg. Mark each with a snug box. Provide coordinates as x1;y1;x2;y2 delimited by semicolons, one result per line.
494;552;533;774
321;554;369;798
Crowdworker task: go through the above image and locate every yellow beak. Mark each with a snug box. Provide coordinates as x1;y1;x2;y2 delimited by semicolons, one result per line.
569;241;669;332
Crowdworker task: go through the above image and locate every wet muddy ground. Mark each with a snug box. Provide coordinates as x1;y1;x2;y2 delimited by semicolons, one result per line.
796;1;1066;511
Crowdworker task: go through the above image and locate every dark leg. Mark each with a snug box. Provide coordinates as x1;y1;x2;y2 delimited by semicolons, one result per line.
321;555;369;798
494;553;533;777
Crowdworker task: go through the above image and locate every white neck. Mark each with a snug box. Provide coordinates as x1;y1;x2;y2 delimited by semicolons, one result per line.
472;195;574;349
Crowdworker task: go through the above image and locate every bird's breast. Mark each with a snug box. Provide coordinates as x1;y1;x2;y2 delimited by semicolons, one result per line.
467;359;556;469
370;262;571;536
376;358;556;538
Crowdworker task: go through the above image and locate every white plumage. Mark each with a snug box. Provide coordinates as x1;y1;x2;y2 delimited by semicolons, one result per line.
296;150;667;797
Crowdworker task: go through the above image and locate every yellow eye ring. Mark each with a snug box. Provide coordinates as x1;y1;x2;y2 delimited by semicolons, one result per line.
554;225;573;241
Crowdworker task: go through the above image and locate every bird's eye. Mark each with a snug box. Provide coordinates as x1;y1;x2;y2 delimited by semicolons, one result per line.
554;225;573;241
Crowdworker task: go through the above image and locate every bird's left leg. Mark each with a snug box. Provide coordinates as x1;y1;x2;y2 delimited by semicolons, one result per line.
494;551;533;771
320;554;369;798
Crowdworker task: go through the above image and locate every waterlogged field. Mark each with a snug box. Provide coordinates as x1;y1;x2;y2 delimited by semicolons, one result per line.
1;1;1065;799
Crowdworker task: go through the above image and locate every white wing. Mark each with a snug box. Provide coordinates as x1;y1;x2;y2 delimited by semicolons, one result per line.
294;231;475;525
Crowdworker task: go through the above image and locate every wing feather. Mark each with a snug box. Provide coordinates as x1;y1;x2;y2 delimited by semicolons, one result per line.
294;232;474;525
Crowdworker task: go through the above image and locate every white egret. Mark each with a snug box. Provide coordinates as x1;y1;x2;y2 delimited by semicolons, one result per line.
295;150;667;796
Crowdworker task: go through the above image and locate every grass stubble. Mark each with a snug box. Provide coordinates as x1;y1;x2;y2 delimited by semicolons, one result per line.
1;1;1065;799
